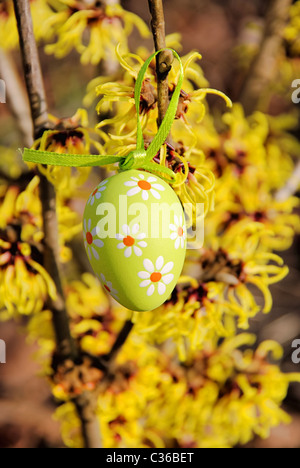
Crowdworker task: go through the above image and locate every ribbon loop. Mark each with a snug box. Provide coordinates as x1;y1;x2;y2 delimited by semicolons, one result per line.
21;48;184;184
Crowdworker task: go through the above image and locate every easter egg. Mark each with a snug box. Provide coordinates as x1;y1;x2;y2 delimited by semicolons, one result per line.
83;170;187;311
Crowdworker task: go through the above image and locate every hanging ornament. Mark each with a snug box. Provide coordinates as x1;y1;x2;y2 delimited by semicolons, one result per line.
83;169;186;310
23;49;187;311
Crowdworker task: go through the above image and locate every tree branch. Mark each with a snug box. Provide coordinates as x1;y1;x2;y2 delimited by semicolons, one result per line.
0;48;33;148
12;0;48;138
239;0;292;115
75;392;102;449
13;0;102;448
148;0;173;127
104;320;134;365
13;0;76;360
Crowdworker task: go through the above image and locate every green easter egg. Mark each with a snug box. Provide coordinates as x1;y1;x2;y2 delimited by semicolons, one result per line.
83;170;186;311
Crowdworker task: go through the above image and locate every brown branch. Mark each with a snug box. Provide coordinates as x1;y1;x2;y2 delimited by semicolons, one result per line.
104;320;134;365
239;0;292;115
0;48;33;148
12;1;48;139
13;0;102;448
148;0;173;127
75;393;102;449
13;0;76;360
74;320;132;448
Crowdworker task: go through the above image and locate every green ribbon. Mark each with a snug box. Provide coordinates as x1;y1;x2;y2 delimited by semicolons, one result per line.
23;49;184;183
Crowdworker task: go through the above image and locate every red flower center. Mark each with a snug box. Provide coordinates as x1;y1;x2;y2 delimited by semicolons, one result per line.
104;284;111;293
150;272;162;283
178;227;184;237
86;232;93;245
92;189;98;196
138;180;151;191
123;236;135;247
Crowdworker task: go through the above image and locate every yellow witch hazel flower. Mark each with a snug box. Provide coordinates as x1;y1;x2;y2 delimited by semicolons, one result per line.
13;172;82;263
43;0;150;65
30;109;104;197
1;0;150;61
54;334;300;448
0;0;55;50
193;223;289;322
54;402;84;448
197;104;300;251
158;144;216;224
285;0;300;56
0;146;25;180
56;195;83;262
95;46;230;145
27;277;118;375
133;276;219;361
27;309;56;374
209;174;300;251
134;223;289;360
143;335;300;448
65;273;129;356
93;46;230;226
198;104;297;190
25;273;129;388
0;183;57;320
0;172;84;321
205;163;300;251
222;105;298;190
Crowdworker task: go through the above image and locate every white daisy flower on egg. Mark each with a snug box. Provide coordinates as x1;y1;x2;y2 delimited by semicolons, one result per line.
116;224;147;258
138;256;174;296
124;173;165;201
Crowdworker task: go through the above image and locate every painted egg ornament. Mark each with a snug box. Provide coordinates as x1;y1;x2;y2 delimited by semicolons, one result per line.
83;170;187;311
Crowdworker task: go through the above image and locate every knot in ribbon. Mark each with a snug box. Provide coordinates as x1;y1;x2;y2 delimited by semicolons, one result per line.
22;48;184;183
119;149;147;171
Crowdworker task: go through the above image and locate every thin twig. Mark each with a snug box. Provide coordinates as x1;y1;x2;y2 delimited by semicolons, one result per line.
0;48;33;147
148;0;173;127
104;320;134;364
239;0;292;115
13;0;102;448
